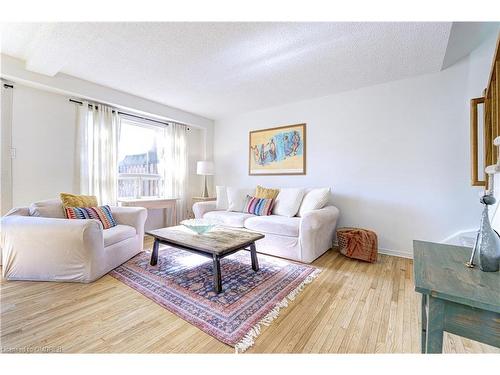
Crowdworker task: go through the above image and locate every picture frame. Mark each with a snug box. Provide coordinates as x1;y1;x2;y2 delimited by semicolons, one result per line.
249;123;306;175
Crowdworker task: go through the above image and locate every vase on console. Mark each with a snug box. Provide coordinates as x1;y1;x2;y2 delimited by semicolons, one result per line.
467;193;500;272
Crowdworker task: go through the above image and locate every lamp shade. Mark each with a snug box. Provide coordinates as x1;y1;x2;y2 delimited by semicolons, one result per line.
197;161;214;175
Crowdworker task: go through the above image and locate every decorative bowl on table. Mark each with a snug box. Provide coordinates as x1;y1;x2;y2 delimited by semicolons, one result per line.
180;219;218;235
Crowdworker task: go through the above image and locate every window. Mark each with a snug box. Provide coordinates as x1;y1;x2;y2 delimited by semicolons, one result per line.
118;119;164;199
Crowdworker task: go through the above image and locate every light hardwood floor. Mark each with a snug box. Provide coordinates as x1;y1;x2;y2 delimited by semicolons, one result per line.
1;238;498;354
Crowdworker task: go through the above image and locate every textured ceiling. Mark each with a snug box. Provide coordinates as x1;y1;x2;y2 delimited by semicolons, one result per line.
0;22;453;119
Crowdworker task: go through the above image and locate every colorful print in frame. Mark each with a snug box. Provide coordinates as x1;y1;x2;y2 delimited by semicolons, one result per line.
249;123;306;175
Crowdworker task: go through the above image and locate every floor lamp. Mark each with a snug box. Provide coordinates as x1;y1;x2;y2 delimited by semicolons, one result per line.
197;161;214;198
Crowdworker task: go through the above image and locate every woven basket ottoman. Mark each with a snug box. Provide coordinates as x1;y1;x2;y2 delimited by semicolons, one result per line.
337;227;378;263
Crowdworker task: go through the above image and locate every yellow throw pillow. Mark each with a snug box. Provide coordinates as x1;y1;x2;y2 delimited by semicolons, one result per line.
60;193;98;208
255;185;280;200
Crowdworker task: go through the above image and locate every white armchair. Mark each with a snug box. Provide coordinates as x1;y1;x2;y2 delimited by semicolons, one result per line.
1;200;147;283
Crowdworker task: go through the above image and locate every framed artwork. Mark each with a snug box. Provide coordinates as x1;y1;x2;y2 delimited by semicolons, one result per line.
249;123;306;175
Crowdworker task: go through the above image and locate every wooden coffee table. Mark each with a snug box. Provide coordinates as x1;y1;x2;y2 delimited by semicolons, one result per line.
146;226;265;293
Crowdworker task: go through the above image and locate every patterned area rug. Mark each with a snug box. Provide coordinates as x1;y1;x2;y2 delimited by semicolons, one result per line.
109;246;320;352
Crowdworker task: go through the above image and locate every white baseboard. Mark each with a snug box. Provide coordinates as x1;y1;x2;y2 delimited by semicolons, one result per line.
378;247;413;259
333;241;413;259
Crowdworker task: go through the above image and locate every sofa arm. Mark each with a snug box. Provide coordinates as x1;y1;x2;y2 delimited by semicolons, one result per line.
110;206;147;235
193;201;217;219
301;205;340;231
4;206;30;217
1;216;104;282
299;205;340;263
0;207;29;266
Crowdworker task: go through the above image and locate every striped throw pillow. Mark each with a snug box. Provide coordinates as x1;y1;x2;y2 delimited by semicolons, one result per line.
243;195;274;216
65;205;117;229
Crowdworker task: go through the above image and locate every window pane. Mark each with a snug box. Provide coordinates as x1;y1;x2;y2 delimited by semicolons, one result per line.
118;120;163;199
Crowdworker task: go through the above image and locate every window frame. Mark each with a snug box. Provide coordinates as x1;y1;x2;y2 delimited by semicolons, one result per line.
117;116;166;199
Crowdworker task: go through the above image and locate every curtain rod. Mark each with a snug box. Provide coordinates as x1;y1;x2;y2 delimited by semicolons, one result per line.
69;99;190;130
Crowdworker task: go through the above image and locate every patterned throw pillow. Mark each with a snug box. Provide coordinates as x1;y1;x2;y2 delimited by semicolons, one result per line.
243;195;274;216
65;205;117;229
255;185;280;200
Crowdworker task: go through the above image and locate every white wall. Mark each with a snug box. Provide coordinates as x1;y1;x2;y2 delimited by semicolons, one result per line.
213;35;498;258
11;85;76;206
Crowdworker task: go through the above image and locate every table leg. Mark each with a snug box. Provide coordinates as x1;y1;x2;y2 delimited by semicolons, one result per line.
212;254;222;293
250;243;259;271
173;202;177;226
150;239;160;266
425;296;445;353
421;294;427;353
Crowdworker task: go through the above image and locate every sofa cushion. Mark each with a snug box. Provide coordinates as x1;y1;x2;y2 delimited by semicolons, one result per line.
273;188;305;217
29;199;66;218
203;210;255;227
244;215;300;237
297;188;330;217
226;187;255;212
60;192;98;209
255;185;280;199
216;186;228;210
243;195;274;216
66;205;118;229
103;224;137;247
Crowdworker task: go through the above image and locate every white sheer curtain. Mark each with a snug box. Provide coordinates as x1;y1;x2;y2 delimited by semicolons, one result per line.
159;122;188;223
75;101;120;205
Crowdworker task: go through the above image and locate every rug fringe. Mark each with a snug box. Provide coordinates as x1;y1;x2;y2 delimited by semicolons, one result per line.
234;268;322;353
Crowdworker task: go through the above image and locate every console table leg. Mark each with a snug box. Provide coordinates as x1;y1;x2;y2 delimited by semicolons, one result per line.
421;294;428;353
212;254;222;293
150;239;159;266
425;296;445;353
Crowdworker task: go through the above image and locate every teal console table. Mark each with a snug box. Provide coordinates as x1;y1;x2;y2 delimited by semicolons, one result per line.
413;240;500;353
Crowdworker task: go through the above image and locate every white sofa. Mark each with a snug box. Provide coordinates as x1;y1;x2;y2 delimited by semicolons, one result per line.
1;199;147;283
193;190;340;263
